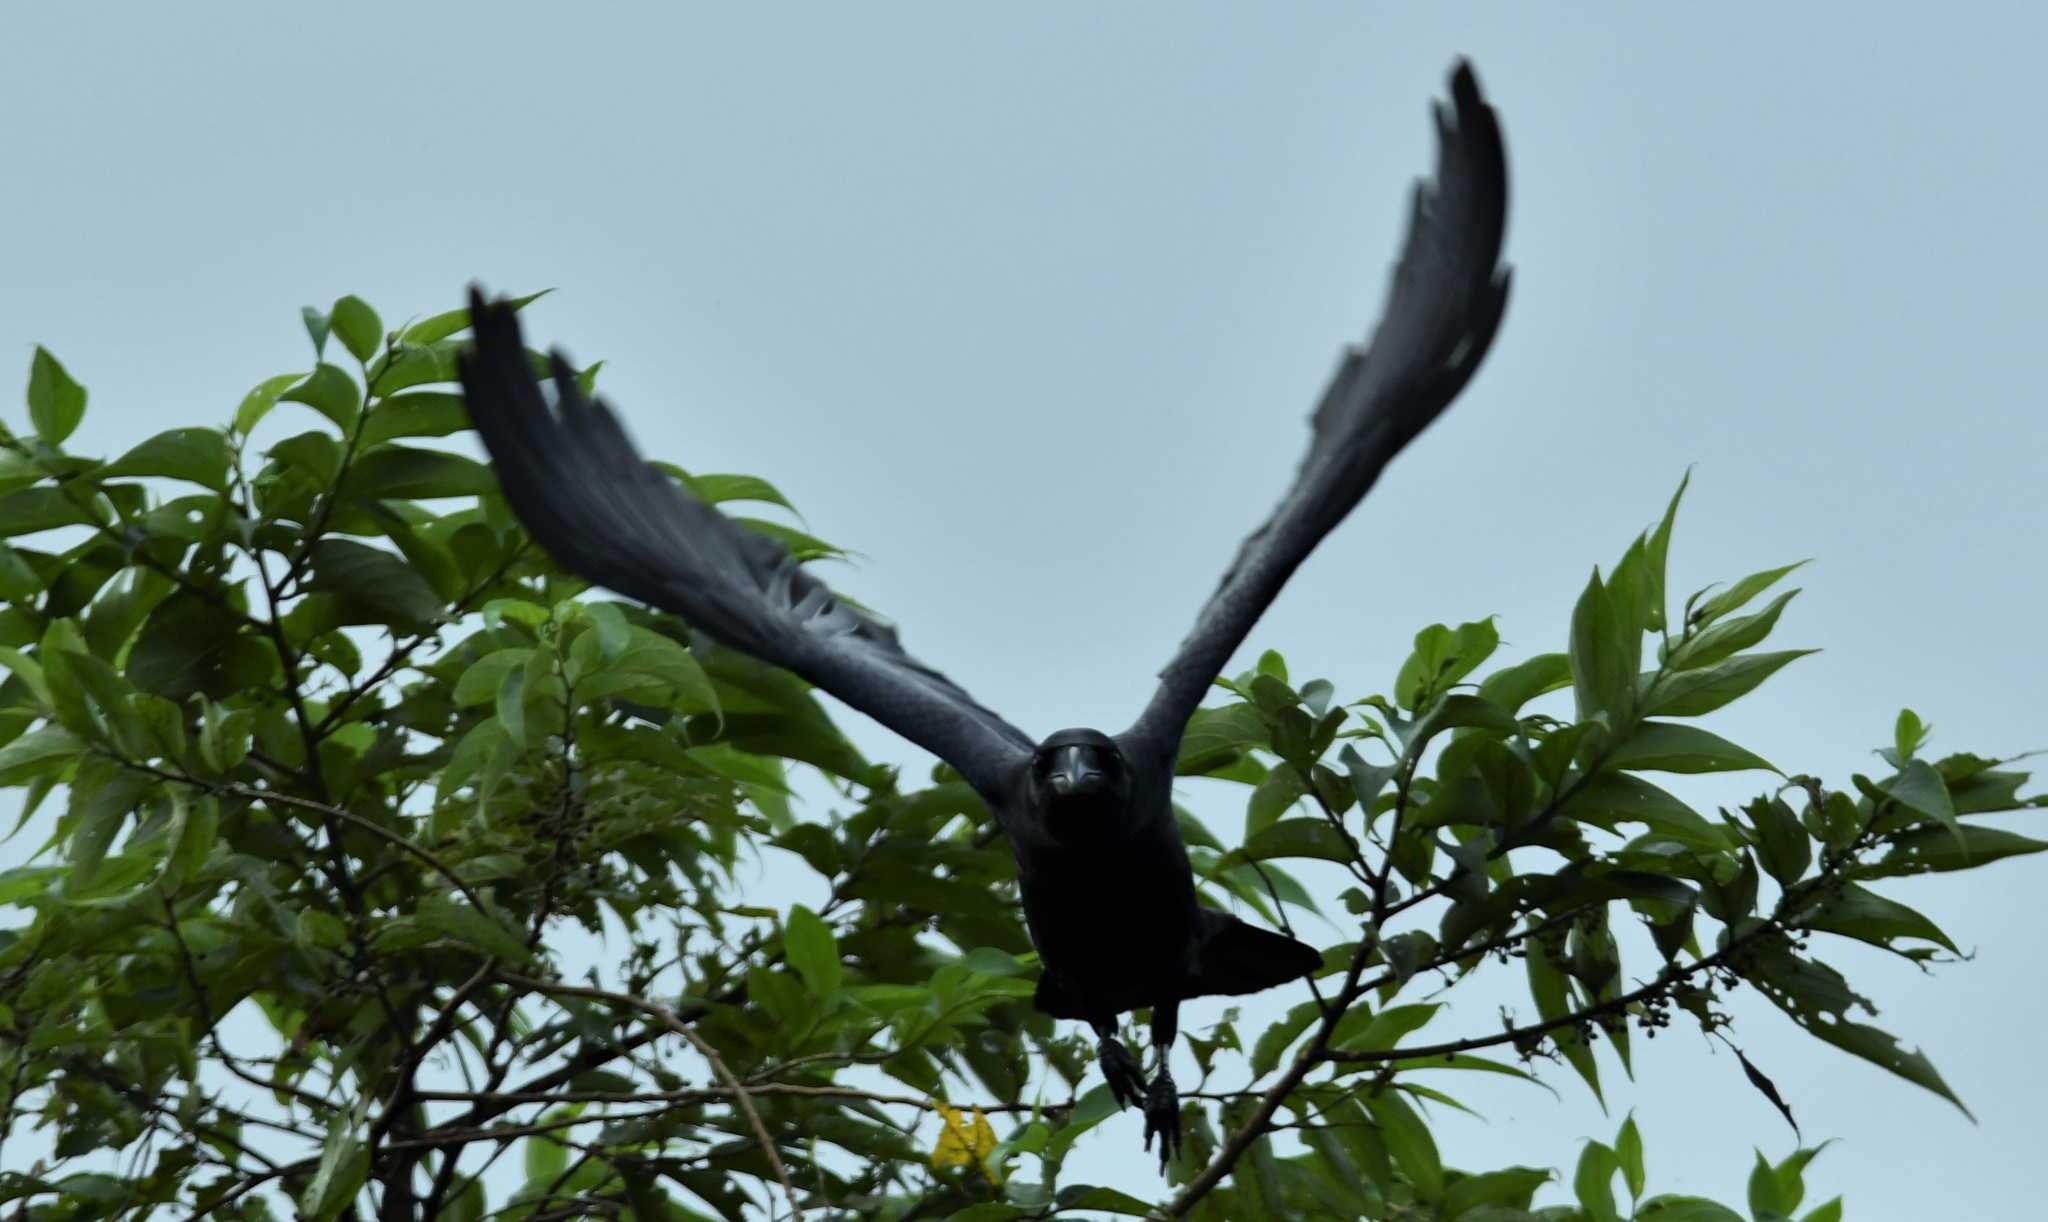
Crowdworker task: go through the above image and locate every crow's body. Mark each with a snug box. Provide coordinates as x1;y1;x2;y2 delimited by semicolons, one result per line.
459;62;1512;1170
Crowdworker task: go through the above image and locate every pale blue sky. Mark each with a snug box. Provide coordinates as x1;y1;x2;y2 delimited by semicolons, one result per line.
3;5;2044;1217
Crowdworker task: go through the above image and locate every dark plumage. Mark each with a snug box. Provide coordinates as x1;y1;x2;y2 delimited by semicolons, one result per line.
459;60;1511;1171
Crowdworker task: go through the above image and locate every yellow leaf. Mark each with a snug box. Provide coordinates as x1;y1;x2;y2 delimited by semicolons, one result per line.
930;1103;999;1181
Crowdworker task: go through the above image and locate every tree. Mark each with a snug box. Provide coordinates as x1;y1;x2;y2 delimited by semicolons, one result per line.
0;295;2038;1221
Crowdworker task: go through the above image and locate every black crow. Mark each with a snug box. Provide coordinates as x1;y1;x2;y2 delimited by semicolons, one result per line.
459;60;1510;1170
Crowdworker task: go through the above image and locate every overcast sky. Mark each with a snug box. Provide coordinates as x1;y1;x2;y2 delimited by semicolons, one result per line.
4;5;2044;1217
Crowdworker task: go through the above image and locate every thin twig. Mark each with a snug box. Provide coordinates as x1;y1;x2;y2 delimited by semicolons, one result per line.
496;972;809;1220
678;1025;805;1221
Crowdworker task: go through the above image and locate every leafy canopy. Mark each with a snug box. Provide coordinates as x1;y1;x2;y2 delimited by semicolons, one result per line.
0;297;2039;1221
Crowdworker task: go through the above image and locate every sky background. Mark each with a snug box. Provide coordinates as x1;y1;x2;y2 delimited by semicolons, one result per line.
3;4;2045;1217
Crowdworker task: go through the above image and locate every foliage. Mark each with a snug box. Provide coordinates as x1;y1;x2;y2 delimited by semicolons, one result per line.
0;297;2040;1220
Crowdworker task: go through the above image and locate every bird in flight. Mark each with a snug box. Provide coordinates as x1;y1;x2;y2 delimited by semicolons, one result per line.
460;60;1510;1172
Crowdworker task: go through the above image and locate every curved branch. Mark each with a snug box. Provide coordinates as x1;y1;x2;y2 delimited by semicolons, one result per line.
496;971;808;1219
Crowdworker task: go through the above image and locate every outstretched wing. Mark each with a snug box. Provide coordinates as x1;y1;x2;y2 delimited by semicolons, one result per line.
458;289;1034;802
1126;61;1512;756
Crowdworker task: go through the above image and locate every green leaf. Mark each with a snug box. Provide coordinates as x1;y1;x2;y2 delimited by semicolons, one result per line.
455;649;534;707
733;516;842;561
1643;650;1815;718
412;893;530;962
1441;1166;1551;1216
523;1130;569;1186
1478;652;1571;716
1245;764;1308;839
947;1206;1029;1222
483;598;549;630
784;904;843;995
399;288;550;345
1771;1145;1828;1215
306;539;445;630
1395;618;1499;710
163;790;219;886
1413;692;1521;745
300;1115;368;1222
343;446;496;500
370;341;462;394
1570;570;1633;725
1745;796;1811;886
0;724;84;785
302;305;333;359
0;487;100;537
1364;1089;1442;1201
1802;882;1957;953
0;545;43;602
959;946;1025;977
1573;1140;1621;1222
65;757;154;894
1236;817;1355;865
196;697;253;775
358;391;470;447
1251;1000;1319;1078
1862;823;2048;877
1636;1198;1745;1222
1643;470;1688;633
1608;721;1775;775
1615;1113;1645;1202
1042;1085;1120;1163
1177;702;1268;772
436;718;510;807
1053;1186;1154;1215
270;429;343;483
234;371;306;434
280;363;362;431
1606;534;1652;665
1751;942;1971;1117
688;472;801;513
1893;708;1929;762
577;626;721;723
495;661;528;749
1668;589;1798;671
0;645;52;708
0;449;39;496
1336;1003;1440;1053
578;601;630;662
127;593;246;699
103;427;232;491
1690;560;1808;627
1342;743;1397;814
27;346;87;443
1801;1198;1844;1222
1748;1149;1788;1218
1883;758;1959;845
1561;772;1731;852
1527;930;1602;1103
330;295;384;363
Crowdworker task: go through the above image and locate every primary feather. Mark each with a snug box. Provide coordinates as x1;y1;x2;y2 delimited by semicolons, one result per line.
1126;61;1511;754
457;297;1034;803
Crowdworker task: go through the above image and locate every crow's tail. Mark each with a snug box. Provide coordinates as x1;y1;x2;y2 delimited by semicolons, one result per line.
1184;910;1323;999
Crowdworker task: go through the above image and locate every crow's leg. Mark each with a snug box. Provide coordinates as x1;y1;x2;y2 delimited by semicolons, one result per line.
1091;1015;1144;1111
1143;1000;1182;1171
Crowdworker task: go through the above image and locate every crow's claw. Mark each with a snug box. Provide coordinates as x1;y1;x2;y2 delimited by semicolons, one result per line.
1097;1037;1145;1111
1142;1070;1182;1173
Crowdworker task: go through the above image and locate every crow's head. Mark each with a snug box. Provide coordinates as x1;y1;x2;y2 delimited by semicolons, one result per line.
1029;727;1129;835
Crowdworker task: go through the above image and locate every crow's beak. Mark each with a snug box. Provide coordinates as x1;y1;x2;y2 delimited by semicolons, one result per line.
1047;746;1103;797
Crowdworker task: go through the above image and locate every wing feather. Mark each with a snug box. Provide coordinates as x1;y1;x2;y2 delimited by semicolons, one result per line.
1128;61;1512;753
459;291;1033;802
